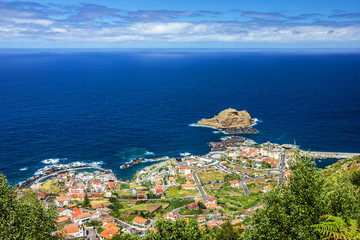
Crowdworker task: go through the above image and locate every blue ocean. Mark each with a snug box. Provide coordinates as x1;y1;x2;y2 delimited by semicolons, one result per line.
1;49;360;184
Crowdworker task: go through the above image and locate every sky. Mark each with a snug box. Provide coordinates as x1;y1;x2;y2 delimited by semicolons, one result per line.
0;0;360;48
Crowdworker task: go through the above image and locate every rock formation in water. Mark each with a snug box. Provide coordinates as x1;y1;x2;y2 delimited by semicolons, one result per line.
195;108;258;134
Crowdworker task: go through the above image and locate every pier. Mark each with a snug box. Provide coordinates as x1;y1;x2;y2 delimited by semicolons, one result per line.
300;151;360;159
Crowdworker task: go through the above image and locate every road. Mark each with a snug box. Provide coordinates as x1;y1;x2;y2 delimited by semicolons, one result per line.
192;168;208;201
241;181;250;196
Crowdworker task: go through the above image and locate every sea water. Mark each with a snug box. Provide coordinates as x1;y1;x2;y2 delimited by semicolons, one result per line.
0;49;359;183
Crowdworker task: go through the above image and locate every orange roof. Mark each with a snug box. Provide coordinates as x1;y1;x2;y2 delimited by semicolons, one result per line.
154;175;161;179
154;180;162;185
206;203;218;209
71;208;82;218
188;159;195;162
56;196;70;202
56;216;70;224
103;222;115;229
207;196;216;202
127;199;137;203
38;193;47;197
64;223;79;234
92;180;101;185
107;181;115;186
58;208;66;212
68;203;77;208
71;193;85;198
133;216;148;224
179;166;190;169
197;216;206;220
229;180;239;184
99;226;120;239
232;219;241;224
169;177;176;182
181;183;195;188
155;186;163;191
74;212;90;220
70;186;85;190
205;168;215;171
229;151;233;154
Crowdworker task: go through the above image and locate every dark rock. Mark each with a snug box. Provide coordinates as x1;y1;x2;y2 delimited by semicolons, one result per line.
208;136;245;151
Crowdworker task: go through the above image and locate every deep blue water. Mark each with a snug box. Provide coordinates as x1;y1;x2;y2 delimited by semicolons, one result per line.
1;49;360;184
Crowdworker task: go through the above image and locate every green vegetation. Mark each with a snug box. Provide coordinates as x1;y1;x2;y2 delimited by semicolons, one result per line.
85;220;102;227
311;215;360;240
260;161;272;169
83;192;90;208
246;152;360;240
112;218;244;240
198;171;226;183
0;174;58;240
120;183;130;189
175;175;187;184
166;186;199;198
179;208;203;215
142;181;153;187
224;174;241;181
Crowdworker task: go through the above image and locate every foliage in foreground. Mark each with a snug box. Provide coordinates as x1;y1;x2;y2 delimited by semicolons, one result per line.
311;215;360;240
246;152;360;240
0;174;58;240
112;218;244;240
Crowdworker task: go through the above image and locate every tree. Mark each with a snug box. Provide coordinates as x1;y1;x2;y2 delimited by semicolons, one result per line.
247;152;327;240
350;170;360;187
83;191;90;208
198;202;206;209
0;174;58;240
260;161;272;169
146;219;203;240
311;215;360;240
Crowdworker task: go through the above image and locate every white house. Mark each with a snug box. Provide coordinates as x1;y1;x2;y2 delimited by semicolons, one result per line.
229;180;240;188
133;217;150;228
69;186;85;194
164;212;177;221
55;196;70;207
61;223;85;238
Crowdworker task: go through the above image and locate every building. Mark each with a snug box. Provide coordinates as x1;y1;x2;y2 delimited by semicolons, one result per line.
188;202;199;210
70;193;85;201
55;196;71;207
69;186;85;194
92;180;106;193
172;166;191;175
133;216;150;228
99;225;120;240
187;159;197;166
56;216;70;224
164;212;177;221
186;173;194;182
73;212;90;225
206;196;217;203
65;181;74;188
197;216;206;223
154;180;162;186
168;177;176;185
59;223;85;238
38;193;48;200
154;186;164;195
229;180;240;188
231;219;242;225
181;183;196;190
205;203;218;209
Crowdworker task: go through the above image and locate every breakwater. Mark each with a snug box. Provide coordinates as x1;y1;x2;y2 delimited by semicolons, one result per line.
300;151;360;159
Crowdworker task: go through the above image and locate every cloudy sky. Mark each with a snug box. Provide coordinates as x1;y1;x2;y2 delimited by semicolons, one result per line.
1;0;360;48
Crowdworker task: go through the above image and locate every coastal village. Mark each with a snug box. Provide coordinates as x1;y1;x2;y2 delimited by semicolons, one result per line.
22;137;295;240
15;108;359;239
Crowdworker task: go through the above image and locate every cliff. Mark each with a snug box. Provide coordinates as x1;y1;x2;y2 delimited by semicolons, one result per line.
195;108;258;134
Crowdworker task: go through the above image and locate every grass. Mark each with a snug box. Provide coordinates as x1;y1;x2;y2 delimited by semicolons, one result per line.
179;208;203;215
90;199;109;205
197;171;226;183
130;183;142;188
120;184;130;189
41;180;52;191
166;187;199;198
175;175;187;184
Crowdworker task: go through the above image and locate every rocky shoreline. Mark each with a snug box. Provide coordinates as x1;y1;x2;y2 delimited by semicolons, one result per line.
208;136;245;151
224;126;258;134
120;158;146;169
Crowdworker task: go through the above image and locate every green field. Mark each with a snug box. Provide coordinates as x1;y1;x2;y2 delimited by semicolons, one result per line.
166;186;199;198
197;171;226;183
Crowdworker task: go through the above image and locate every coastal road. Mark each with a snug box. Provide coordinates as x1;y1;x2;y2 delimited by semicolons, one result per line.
278;151;286;186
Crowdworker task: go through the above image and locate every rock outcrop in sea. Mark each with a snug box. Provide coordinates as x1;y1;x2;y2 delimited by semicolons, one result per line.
208;136;245;151
195;108;258;134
